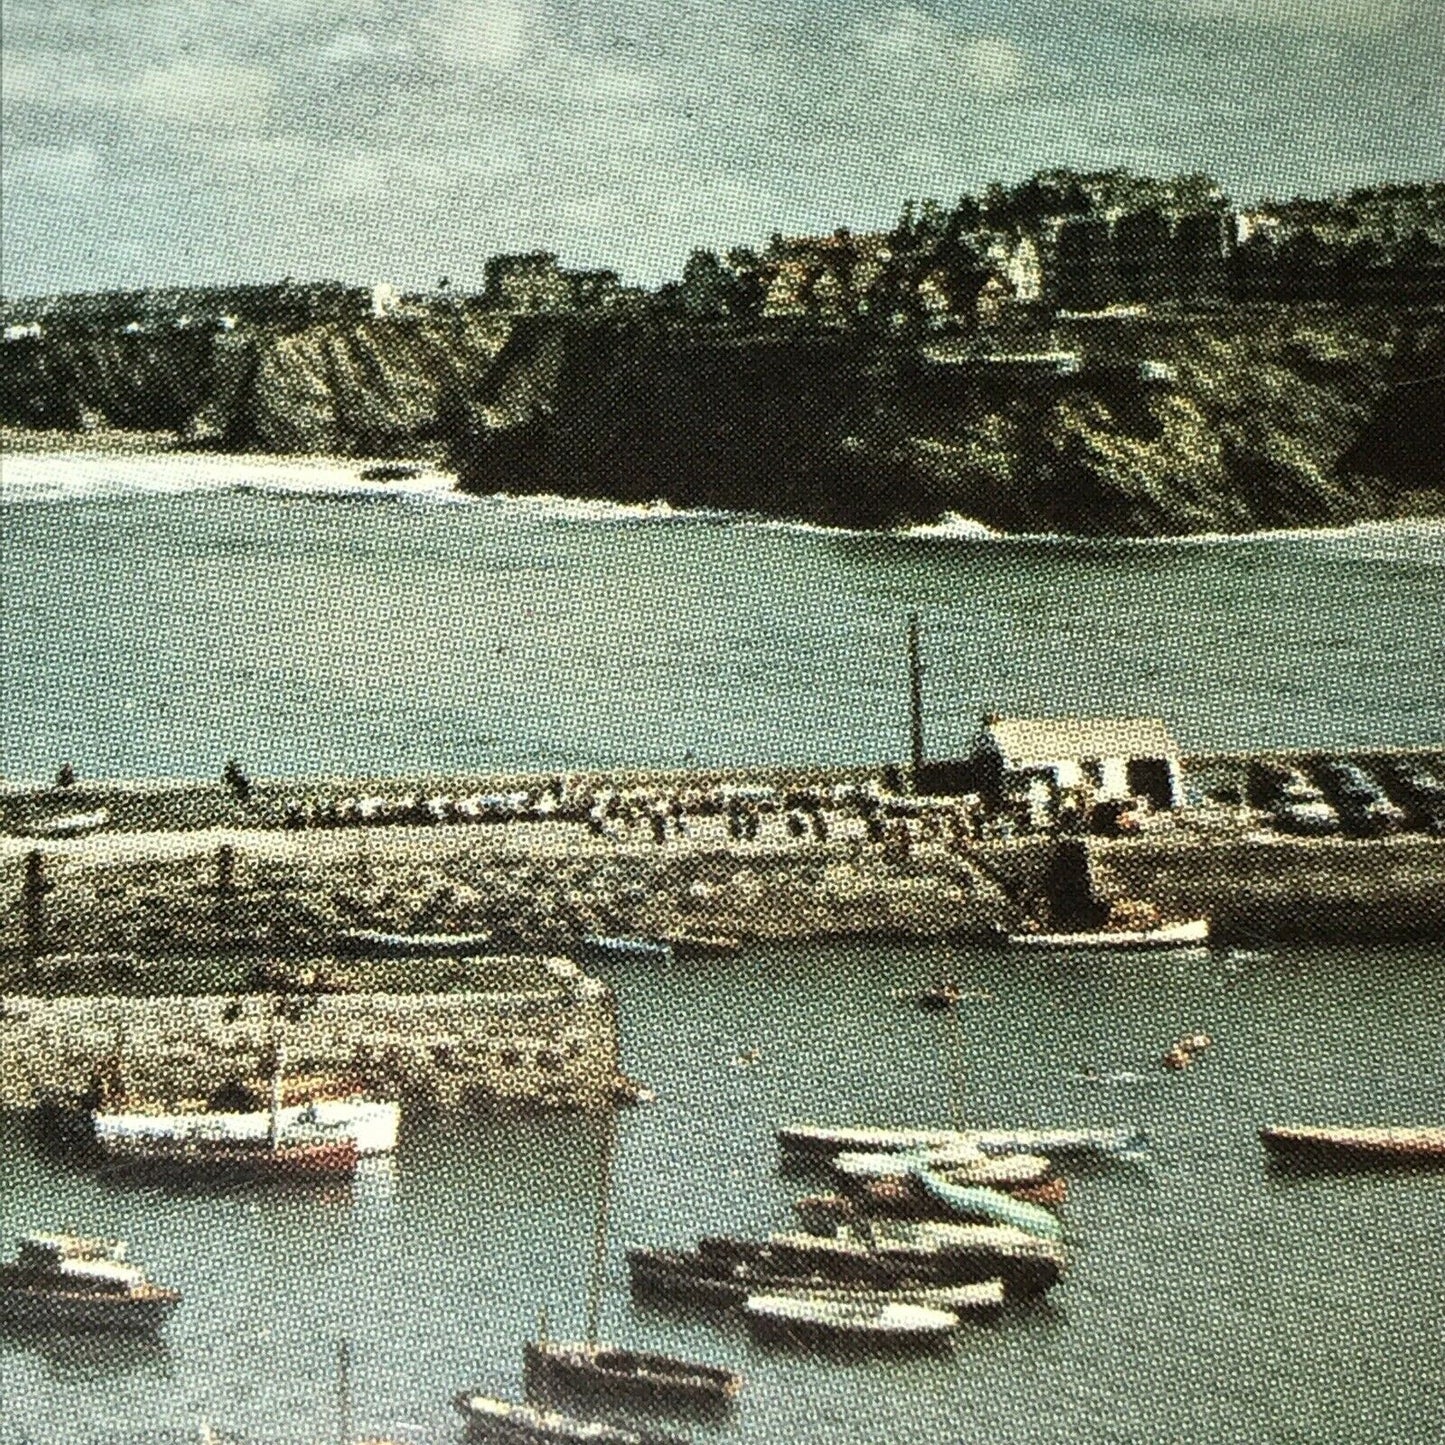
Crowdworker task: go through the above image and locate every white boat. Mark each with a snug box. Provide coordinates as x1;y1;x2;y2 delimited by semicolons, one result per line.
27;808;110;838
1005;918;1209;949
0;1232;180;1332
782;1122;1144;1162
94;1099;399;1156
779;1124;975;1159
964;1126;1147;1158
743;1292;960;1340
764;1279;1005;1313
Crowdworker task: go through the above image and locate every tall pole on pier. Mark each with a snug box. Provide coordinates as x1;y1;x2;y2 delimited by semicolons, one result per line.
336;1338;352;1445
907;612;926;790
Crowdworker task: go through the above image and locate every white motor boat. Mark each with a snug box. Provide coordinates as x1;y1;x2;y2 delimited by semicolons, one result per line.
94;1098;399;1156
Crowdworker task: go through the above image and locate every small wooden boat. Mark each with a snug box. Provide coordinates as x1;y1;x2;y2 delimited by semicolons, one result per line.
1259;1125;1445;1165
336;929;493;958
453;1392;687;1445
0;1233;180;1332
912;1171;1063;1240
1004;917;1209;949
743;1292;959;1342
26;808;110;839
784;1122;1143;1162
833;1149;1049;1187
95;1132;358;1181
523;1339;740;1412
965;1126;1145;1159
626;1246;964;1310
778;1124;968;1160
697;1223;1067;1299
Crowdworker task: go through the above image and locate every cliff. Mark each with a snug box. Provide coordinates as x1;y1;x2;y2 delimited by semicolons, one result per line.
4;304;1442;535
450;307;1445;535
0;314;509;457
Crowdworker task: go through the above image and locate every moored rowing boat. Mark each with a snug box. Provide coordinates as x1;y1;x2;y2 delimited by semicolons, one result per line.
782;1122;1144;1162
743;1292;959;1342
523;1339;740;1412
453;1392;687;1445
0;1233;180;1333
1259;1124;1445;1164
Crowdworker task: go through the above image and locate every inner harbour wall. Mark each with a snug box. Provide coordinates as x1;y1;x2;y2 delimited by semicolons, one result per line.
0;969;622;1112
2;825;1444;974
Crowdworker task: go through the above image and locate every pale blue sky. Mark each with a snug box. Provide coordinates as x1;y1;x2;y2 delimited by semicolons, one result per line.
2;0;1442;295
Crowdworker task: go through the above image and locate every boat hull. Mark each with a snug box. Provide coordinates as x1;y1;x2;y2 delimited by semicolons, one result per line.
1260;1125;1445;1166
96;1136;358;1181
0;1286;180;1333
523;1340;739;1413
453;1392;685;1445
743;1294;959;1344
95;1101;399;1156
782;1123;1144;1162
632;1230;1063;1303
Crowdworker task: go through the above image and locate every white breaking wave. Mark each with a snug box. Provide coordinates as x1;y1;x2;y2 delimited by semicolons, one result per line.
468;490;735;526
897;511;1001;540
2;450;1441;556
0;450;461;505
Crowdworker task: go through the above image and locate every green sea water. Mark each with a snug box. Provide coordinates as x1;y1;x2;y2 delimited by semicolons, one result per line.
1;458;1443;780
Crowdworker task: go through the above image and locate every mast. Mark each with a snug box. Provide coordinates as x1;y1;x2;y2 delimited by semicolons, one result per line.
267;1037;285;1151
336;1338;352;1445
908;611;925;788
584;1105;618;1347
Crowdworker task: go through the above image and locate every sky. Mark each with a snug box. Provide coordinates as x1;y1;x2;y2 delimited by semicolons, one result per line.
2;0;1443;296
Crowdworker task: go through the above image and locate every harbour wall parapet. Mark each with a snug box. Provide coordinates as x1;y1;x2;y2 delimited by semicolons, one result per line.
0;972;622;1112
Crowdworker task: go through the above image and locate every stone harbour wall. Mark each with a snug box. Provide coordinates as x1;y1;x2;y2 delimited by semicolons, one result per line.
0;969;622;1112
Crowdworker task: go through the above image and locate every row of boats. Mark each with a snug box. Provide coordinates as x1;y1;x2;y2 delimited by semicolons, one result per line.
9;1108;1440;1445
453;1124;1106;1442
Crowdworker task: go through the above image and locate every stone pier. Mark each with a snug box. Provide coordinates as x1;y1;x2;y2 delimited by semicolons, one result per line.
0;959;622;1112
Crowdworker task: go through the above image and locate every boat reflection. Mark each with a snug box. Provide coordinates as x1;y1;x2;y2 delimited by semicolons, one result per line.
0;1317;171;1381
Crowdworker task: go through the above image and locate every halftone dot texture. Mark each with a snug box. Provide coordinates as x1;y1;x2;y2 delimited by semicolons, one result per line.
3;1;1445;1442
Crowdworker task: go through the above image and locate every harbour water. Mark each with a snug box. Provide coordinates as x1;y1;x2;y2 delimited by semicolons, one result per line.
2;455;1444;781
4;939;1445;1444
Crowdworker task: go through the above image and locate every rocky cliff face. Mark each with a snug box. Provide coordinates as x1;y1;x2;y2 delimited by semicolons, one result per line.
1;314;509;457
4;304;1441;534
451;308;1445;535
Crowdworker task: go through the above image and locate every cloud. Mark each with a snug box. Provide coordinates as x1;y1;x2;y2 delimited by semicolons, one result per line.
1152;0;1412;30
132;61;276;130
7;142;99;193
855;7;1028;94
429;0;530;72
1;0;1440;295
